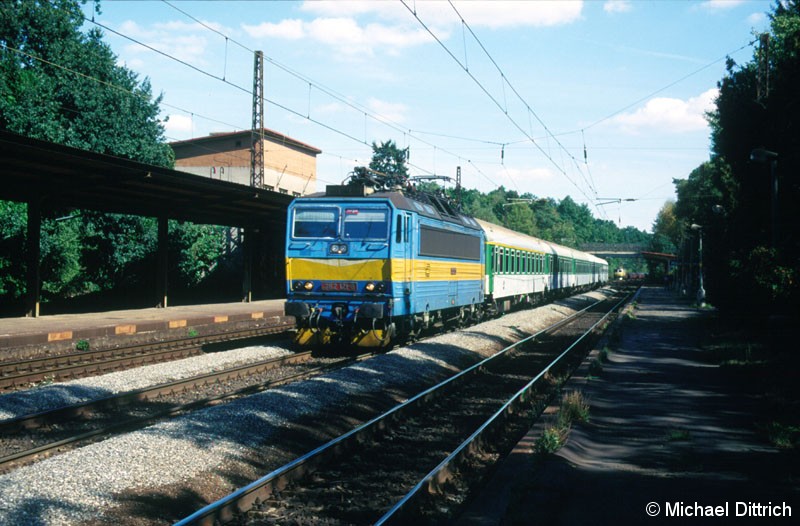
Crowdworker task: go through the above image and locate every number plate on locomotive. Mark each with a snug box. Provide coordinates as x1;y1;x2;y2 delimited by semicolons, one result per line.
320;282;357;292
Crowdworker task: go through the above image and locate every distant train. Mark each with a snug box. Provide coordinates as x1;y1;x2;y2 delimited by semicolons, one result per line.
613;267;626;280
284;179;608;347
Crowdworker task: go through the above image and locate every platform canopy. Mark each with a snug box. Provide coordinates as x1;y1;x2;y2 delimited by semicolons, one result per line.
0;129;293;228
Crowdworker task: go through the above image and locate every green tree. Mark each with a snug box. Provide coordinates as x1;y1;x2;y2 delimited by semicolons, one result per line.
0;0;233;310
699;1;800;311
0;0;173;166
369;140;409;181
652;201;680;247
505;203;536;237
556;196;594;245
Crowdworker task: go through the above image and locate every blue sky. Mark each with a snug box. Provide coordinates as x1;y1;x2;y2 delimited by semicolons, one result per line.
83;0;773;232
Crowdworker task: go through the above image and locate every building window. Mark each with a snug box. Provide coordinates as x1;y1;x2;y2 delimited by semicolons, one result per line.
279;188;288;194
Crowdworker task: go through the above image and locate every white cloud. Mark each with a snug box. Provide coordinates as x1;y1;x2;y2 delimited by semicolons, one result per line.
747;12;768;26
114;19;213;66
247;1;581;57
367;98;409;124
603;1;633;14
164;114;193;136
245;16;434;57
242;19;305;40
700;0;745;11
610;88;718;134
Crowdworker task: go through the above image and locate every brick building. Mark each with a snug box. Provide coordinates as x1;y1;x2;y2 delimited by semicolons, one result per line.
170;129;321;196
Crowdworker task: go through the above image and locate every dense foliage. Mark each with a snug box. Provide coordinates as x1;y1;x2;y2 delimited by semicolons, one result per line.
366;142;651;258
653;1;800;312
0;0;229;312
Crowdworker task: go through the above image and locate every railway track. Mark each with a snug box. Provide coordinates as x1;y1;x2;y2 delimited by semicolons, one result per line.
0;349;377;472
175;290;631;526
0;322;295;390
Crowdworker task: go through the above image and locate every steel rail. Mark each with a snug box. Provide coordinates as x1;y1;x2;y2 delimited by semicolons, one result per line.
174;295;610;526
0;351;377;471
0;350;313;434
0;322;295;390
375;291;631;524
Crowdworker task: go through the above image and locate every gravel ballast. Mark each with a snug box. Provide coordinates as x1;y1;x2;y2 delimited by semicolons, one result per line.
0;345;292;420
0;293;603;525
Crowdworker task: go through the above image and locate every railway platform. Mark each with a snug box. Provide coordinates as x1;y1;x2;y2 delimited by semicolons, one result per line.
0;299;291;361
461;285;798;525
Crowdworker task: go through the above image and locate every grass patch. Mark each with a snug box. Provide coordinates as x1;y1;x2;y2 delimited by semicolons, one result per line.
763;422;800;449
534;426;566;454
75;339;90;351
535;391;591;455
559;390;590;426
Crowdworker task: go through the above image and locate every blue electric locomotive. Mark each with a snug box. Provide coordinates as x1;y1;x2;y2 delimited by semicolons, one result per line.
285;182;485;347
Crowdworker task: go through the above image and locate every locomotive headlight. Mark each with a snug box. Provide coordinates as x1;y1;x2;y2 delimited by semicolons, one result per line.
330;243;348;254
303;281;314;291
365;282;375;292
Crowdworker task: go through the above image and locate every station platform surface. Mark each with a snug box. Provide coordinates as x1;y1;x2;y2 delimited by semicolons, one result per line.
461;286;798;525
0;299;291;360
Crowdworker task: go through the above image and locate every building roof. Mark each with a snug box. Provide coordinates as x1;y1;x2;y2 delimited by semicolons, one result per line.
0;129;292;229
170;128;322;156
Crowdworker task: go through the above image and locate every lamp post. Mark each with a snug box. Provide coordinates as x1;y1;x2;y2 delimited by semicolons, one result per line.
690;224;705;306
750;148;779;248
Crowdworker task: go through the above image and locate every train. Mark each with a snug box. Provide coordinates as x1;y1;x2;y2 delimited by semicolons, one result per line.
613;267;626;280
284;176;608;348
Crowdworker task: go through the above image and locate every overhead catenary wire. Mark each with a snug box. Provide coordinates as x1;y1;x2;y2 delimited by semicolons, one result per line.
151;2;512;190
89;6;512;191
9;2;751;228
447;0;600;201
400;0;598;206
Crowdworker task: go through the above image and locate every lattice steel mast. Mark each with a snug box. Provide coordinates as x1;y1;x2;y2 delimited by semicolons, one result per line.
251;50;264;188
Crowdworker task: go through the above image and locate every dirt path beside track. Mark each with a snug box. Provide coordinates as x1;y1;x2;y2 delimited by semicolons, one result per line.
461;286;799;525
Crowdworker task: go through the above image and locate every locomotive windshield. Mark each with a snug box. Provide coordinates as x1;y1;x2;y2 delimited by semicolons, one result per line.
291;205;389;240
343;208;388;240
293;207;339;238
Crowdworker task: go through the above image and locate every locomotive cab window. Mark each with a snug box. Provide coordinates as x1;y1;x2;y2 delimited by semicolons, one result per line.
343;208;389;240
396;214;402;243
293;207;339;238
